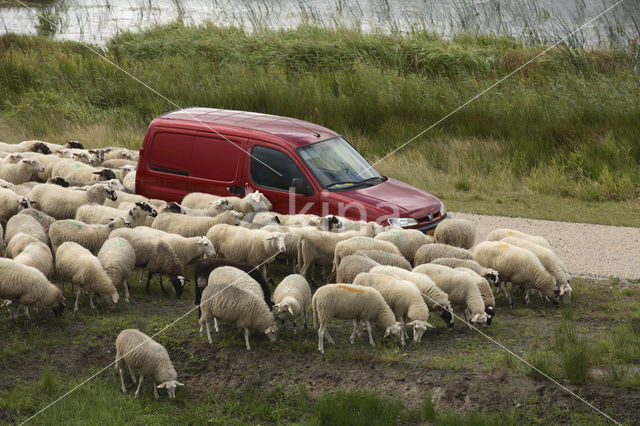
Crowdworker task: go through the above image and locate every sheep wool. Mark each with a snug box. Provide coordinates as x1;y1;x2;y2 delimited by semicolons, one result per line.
115;329;183;399
431;257;499;287
182;191;272;213
5;214;48;247
13;241;54;278
455;267;496;325
5;232;40;258
151;210;242;237
17;208;56;233
273;274;312;334
134;227;215;265
98;237;136;303
374;229;435;263
414;243;473;266
486;228;551;249
208;266;273;309
0;157;45;184
352;250;411;270
434;219;476;249
331;236;402;277
336;254;379;283
30;183;117;219
49;217;130;255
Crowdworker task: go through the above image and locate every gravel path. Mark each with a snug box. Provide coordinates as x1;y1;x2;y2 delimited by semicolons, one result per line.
450;212;640;281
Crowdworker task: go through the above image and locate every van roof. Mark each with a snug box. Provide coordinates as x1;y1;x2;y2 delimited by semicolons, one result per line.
159;108;338;147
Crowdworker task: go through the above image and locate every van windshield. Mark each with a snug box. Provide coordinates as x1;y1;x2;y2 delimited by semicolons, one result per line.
297;137;384;190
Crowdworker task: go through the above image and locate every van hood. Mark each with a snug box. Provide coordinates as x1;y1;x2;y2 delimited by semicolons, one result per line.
329;178;442;220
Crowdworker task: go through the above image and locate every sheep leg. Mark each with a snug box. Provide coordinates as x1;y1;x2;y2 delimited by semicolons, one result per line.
74;287;82;312
523;289;531;305
153;381;159;400
157;275;170;297
365;321;375;347
502;283;514;308
206;320;213;344
134;375;143;398
324;328;335;345
350;320;359;344
139;268;145;284
214;317;219;332
118;367;127;394
145;272;152;294
24;306;30;320
293;319;297;336
128;365;136;383
244;328;252;351
123;279;131;303
318;322;326;354
303;310;308;329
89;294;96;310
9;303;19;320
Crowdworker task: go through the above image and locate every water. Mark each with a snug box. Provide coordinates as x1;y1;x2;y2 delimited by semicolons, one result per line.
0;0;638;47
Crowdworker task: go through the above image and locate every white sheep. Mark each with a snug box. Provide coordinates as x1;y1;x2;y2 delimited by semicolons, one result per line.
75;202;157;227
368;265;455;328
103;191;158;207
473;241;558;307
49;217;130;255
374;229;435;263
98;237;136;303
0;188;34;224
273;274;312;335
455;267;496;325
346;249;411;270
0;157;45;184
6;233;40;258
206;224;287;283
0;140;58;153
431;257;500;288
352;272;432;343
182;199;233;217
199;282;278;350
413;263;488;326
312;283;404;354
102;147;137;162
0;257;65;319
151;210;242;237
4;214;49;247
486;228;552;249
56;241;119;311
336;254;379;283
434;218;476;249
122;170;136;193
49;158;116;186
133;227;215;265
414;243;473;266
29;183;117;219
295;229;367;280
13;241;54;278
17;208;56;233
101;159;137;169
331;236;403;278
115;329;183;399
182;191;272;213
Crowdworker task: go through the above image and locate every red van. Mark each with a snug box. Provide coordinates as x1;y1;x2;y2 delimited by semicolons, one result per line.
136;108;446;233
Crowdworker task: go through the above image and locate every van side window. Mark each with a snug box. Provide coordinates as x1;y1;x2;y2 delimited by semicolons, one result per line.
250;145;309;192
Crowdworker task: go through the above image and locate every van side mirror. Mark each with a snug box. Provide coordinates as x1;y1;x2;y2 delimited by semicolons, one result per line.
291;178;313;196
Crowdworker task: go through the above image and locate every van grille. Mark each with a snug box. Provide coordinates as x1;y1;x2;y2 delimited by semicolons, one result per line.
417;212;440;224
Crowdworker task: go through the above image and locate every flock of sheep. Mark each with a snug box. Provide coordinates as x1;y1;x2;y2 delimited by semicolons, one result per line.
0;139;572;399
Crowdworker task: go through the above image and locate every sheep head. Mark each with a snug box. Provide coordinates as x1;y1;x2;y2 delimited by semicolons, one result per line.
384;321;405;346
264;325;279;343
438;306;455;328
171;275;186;298
212;199;233;212
103;185;117;201
470;312;488;326
266;232;287;253
248;191;272;211
485;305;495;325
163;202;185;214
88;149;105;163
135;201;157;217
108;216;130;229
6;152;25;163
52;296;66;316
17;197;36;210
65;141;84;149
407;319;433;343
273;302;294;320
33;142;51;154
485;269;500;286
93;169;116;181
48;176;70;187
22;158;45;173
73;151;94;164
196;237;215;257
157;380;184;398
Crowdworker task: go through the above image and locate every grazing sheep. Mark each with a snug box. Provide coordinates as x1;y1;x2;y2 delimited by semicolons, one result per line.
486;228;552;249
50;159;116;186
75;202;157;227
331;236;402;278
182;191;272;213
49;217;130;255
206;224;287;283
115;329;183;399
455;267;496;325
199;282;278;350
6;233;40;258
336;255;379;283
434;219;476;249
368;265;455;328
151;210;242;237
208;266;273;310
431;258;499;287
474;241;559;308
4;214;48;247
55;242;119;311
414;243;473;266
17;208;56;233
193;257;270;318
0;157;45;184
295;229;367;281
273;274;312;334
29;183;117;219
374;229;434;263
413;263;488;326
312;284;404;354
98;237;136;303
134;227;215;265
352;273;432;343
13;241;53;278
123;170;136;193
0;258;64;319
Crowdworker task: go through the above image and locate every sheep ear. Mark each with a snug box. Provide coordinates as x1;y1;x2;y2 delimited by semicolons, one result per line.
176;381;184;386
157;383;166;389
406;320;418;327
287;305;294;316
425;322;435;329
384;327;390;337
112;292;119;304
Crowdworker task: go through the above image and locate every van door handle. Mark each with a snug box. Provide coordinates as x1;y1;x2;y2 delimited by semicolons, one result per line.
229;185;245;196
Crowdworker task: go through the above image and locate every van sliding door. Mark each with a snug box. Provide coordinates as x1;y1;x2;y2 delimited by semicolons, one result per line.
145;129;195;201
189;133;247;197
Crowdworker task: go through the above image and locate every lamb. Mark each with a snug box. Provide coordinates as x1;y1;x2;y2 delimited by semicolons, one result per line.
336;254;379;283
49;217;130;255
134;227;215;265
413;263;488;326
193;257;271;318
98;237;136;303
374;229;434;262
151;210;242;237
13;241;53;278
4;214;49;247
352;273;432;343
0;157;45;184
499;236;571;298
208;266;273;310
455;267;496;325
431;258;500;287
109;228;186;298
6;233;40;258
206;224;287;283
75;202;157;227
123;170;136;193
29;183;117;219
413;243;473;266
433;218;475;249
0;258;65;319
312;284;404;354
473;241;558;307
50;158;116;186
17;208;56;233
331;236;402;278
368;265;454;327
199;282;278;350
182;191;272;213
486;228;552;249
55;242;119;311
115;329;183;399
273;274;312;335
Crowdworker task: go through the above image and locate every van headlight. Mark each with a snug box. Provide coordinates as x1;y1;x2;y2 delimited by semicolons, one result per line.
440;203;447;217
387;217;418;228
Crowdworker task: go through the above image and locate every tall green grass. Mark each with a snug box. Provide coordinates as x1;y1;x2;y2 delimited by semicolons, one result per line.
1;23;639;203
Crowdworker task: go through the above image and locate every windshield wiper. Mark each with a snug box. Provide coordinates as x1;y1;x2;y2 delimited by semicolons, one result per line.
324;176;386;190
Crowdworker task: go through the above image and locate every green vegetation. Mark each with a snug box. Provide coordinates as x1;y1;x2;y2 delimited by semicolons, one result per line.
1;23;639;224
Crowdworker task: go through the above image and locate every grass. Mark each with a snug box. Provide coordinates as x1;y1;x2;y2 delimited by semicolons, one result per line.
0;24;639;224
